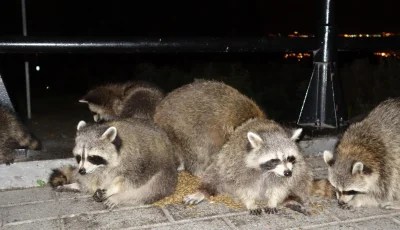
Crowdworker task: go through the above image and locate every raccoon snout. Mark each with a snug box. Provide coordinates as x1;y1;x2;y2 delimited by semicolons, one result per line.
338;200;345;206
283;170;292;177
78;168;86;175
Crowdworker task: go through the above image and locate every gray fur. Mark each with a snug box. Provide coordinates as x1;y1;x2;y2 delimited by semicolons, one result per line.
80;80;165;122
56;118;178;209
325;97;400;210
154;79;266;176
0;105;41;165
184;118;313;214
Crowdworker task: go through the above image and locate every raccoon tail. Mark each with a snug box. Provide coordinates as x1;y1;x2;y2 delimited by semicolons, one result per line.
310;178;335;198
48;165;77;188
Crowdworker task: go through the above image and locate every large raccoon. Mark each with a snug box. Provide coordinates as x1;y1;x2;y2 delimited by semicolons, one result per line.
183;117;313;215
324;98;400;210
154;80;266;175
49;118;178;209
0;105;41;165
79;80;165;122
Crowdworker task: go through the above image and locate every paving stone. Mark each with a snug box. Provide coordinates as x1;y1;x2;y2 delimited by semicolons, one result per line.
306;223;358;230
2;219;60;230
2;197;104;225
227;207;336;230
351;217;400;230
0;187;57;206
319;199;399;221
63;207;169;230
165;202;242;221
151;218;231;230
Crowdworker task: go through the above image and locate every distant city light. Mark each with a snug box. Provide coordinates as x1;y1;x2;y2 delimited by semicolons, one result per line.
46;86;50;90
36;65;40;71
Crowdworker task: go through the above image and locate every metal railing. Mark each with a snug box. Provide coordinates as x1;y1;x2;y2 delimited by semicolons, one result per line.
0;0;399;132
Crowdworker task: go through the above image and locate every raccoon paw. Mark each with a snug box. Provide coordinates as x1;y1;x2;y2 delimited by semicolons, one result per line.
104;196;119;210
338;203;353;210
93;189;107;202
183;192;205;205
249;208;263;215
4;155;15;165
264;207;278;214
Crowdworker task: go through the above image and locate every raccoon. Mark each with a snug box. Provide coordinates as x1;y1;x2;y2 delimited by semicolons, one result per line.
183;117;313;215
79;80;165;122
0;105;41;165
49;118;178;209
154;80;266;175
323;98;400;210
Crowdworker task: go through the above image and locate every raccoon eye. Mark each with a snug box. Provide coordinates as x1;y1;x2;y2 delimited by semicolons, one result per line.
287;156;296;163
87;155;108;165
342;190;359;195
75;155;81;164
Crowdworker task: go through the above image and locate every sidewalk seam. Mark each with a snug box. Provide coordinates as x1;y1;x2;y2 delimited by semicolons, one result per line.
221;216;239;230
161;207;176;223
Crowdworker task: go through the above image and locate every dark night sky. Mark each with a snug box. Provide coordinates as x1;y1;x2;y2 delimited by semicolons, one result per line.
0;0;399;36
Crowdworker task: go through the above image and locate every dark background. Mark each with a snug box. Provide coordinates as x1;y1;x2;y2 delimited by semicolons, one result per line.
0;0;399;123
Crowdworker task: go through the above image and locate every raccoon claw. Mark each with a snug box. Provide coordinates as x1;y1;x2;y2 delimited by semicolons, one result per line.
93;189;107;202
249;208;263;215
264;207;278;214
338;203;353;210
104;197;119;210
183;192;205;205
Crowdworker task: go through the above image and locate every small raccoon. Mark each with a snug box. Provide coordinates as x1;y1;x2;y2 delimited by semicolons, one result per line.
79;80;165;122
324;98;400;210
0;106;41;165
183;117;313;215
154;79;266;175
49;118;178;209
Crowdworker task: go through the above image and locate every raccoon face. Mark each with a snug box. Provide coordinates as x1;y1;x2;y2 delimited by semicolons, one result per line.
73;120;121;175
245;128;302;177
324;150;375;205
79;88;123;122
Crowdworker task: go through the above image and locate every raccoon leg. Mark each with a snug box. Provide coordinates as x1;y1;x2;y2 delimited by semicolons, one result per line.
183;180;218;205
55;182;81;193
242;199;262;215
264;187;289;214
282;196;311;216
341;194;379;209
1;147;15;165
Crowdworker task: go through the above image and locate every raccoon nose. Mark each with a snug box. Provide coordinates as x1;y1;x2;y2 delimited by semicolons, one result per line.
338;200;345;205
283;170;292;177
78;168;86;175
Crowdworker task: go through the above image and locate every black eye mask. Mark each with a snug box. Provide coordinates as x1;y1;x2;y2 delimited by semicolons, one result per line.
260;159;281;170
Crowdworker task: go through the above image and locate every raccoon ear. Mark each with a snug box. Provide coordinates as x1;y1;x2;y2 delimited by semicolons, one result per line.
323;150;335;166
77;120;87;131
101;127;117;142
247;132;263;149
290;128;303;141
352;162;364;174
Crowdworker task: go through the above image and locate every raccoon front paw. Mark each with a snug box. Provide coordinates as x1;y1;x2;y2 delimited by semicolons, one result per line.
4;155;15;165
249;208;263;215
264;207;278;214
104;196;119;210
183;192;205;205
93;189;107;202
338;203;353;210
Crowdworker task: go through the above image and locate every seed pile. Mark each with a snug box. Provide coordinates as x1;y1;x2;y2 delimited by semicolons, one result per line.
152;170;244;209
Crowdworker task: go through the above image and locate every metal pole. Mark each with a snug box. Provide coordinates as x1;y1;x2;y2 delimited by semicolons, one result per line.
297;0;347;129
21;0;31;119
